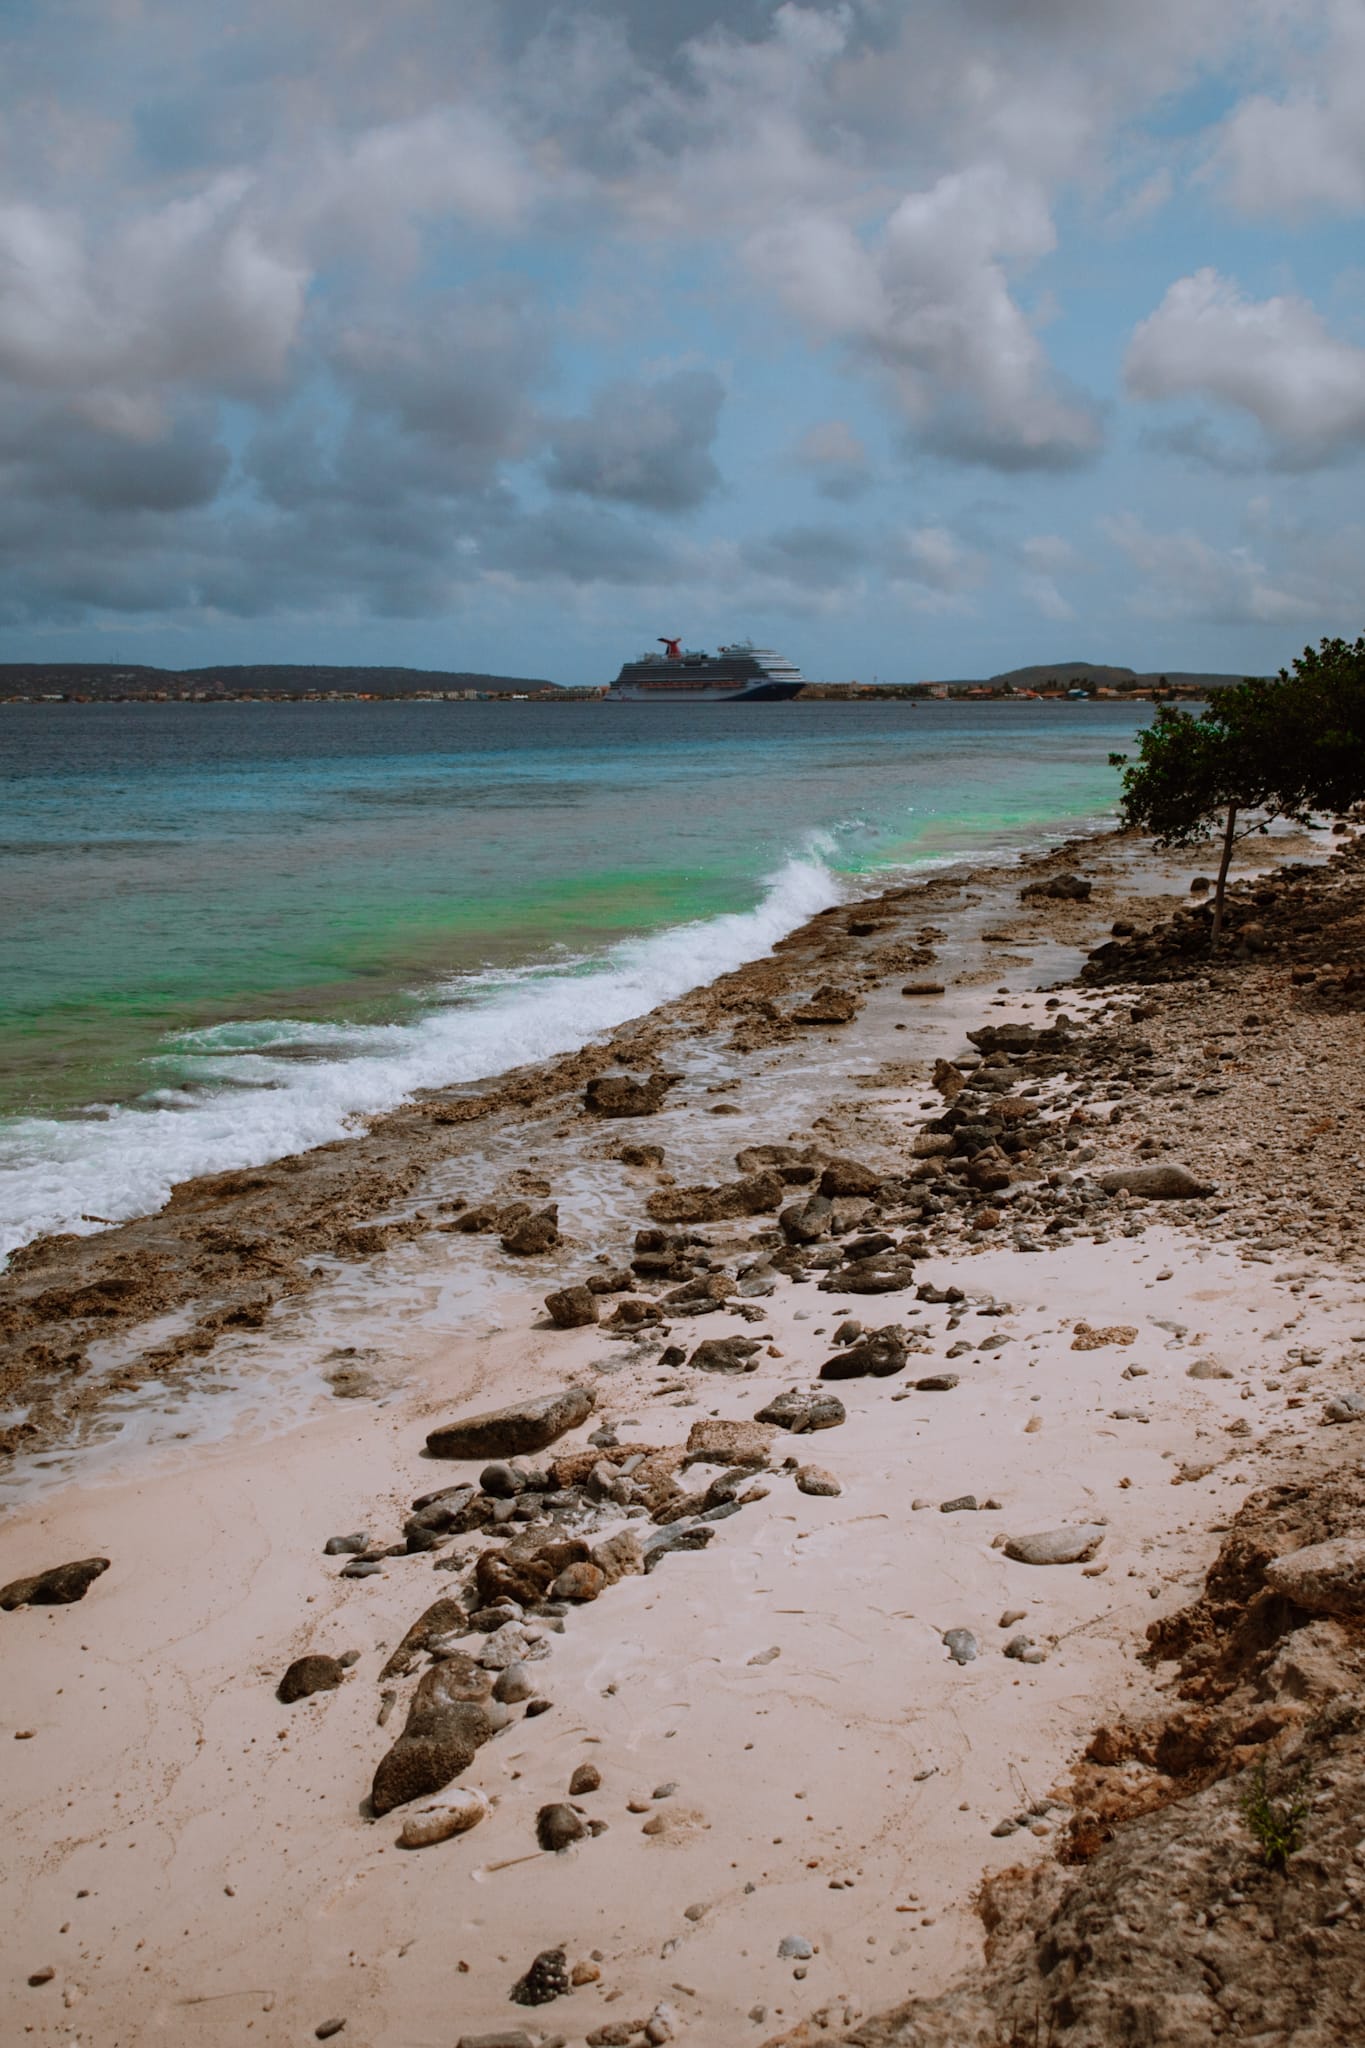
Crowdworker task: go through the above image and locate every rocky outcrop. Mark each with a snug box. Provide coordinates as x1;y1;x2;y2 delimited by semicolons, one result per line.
583;1073;674;1117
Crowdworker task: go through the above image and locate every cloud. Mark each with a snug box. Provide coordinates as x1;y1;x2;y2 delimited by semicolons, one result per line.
741;522;869;589
1102;510;1326;624
544;369;725;511
791;418;872;500
1211;1;1365;216
754;168;1104;470
1125;268;1365;466
886;523;987;611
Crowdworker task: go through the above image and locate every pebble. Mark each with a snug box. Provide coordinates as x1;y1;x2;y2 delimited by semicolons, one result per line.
653;1781;678;1799
795;1464;841;1496
398;1789;489;1847
339;1559;383;1578
322;1533;369;1556
569;1763;602;1796
998;1609;1027;1627
315;2021;346;2040
940;1495;977;1514
777;1935;813;1959
943;1628;979;1665
28;1966;55;1987
1002;1635;1047;1663
748;1645;781;1665
492;1662;535;1705
536;1803;587;1852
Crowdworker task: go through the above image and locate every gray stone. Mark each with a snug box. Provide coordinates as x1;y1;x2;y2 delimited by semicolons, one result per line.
1004;1525;1106;1566
943;1628;979;1664
780;1193;834;1245
688;1335;764;1375
479;1461;524;1498
492;1662;535;1705
755;1389;846;1433
323;1532;370;1556
1003;1635;1047;1663
425;1386;594;1460
915;1373;960;1392
778;1935;814;1960
1187;1358;1234;1380
940;1495;978;1514
1323;1392;1365;1424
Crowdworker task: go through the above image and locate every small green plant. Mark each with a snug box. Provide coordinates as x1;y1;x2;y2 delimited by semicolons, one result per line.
1240;1756;1312;1870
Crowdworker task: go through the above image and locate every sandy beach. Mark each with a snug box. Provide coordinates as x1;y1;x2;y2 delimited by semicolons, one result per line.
5;822;1365;2048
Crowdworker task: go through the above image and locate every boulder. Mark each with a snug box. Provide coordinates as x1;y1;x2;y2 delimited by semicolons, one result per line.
780;1193;833;1244
1098;1164;1214;1199
425;1387;594;1460
552;1561;606;1602
0;1556;109;1609
277;1654;347;1703
1004;1526;1106;1566
819;1326;907;1381
584;1073;674;1118
685;1417;774;1466
592;1528;645;1585
1264;1537;1365;1619
646;1171;786;1223
543;1284;599;1328
688;1335;764;1375
1323;1392;1365;1425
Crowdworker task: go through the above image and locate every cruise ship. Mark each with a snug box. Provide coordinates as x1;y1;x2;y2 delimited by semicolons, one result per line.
608;637;806;702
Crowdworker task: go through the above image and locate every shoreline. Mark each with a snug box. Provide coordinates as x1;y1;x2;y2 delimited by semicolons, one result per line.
2;820;1363;2045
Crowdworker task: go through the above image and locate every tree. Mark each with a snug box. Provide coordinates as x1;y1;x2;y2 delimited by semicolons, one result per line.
1110;636;1365;945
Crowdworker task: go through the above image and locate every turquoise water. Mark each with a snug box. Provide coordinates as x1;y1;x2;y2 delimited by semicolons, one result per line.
0;698;1146;1253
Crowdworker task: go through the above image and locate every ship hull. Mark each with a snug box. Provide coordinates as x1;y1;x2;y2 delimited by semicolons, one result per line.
609;678;804;703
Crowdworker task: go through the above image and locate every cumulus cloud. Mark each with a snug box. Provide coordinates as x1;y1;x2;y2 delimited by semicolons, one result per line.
1125;269;1365;466
886;524;987;611
544;370;724;512
1211;1;1365;216
1102;510;1332;624
755;168;1103;469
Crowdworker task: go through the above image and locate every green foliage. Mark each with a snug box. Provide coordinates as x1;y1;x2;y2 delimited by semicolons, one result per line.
1240;1756;1311;1871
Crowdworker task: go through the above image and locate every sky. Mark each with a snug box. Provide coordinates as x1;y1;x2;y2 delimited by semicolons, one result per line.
2;1;1365;685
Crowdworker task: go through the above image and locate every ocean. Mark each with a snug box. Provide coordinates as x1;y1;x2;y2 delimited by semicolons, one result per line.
0;697;1148;1257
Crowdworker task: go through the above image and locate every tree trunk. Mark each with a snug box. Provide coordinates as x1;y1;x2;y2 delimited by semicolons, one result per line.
1211;803;1238;946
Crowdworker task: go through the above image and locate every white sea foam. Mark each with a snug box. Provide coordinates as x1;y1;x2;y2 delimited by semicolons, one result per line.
0;847;845;1258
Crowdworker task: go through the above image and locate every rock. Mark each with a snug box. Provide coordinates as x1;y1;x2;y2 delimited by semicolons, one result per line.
570;1762;602;1795
780;1193;834;1244
323;1532;370;1556
0;1557;109;1609
819;1156;883;1198
458;2035;536;2048
277;1655;347;1703
796;1465;841;1496
340;1559;383;1579
915;1373;960;1392
584;1074;674;1118
1005;1526;1106;1566
1070;1322;1138;1351
1323;1392;1365;1424
777;1935;814;1960
478;1461;522;1498
643;1523;715;1573
791;984;858;1024
510;1946;571;2005
426;1386;594;1460
544;1285;599;1329
572;1961;602;1986
756;1389;846;1433
619;1141;665;1166
1265;1537;1365;1618
501;1206;559;1255
685;1416;773;1466
1003;1635;1047;1663
493;1662;535;1704
552;1562;606;1602
371;1666;500;1815
1187;1357;1234;1380
688;1335;764;1375
380;1598;472;1680
820;1325;907;1380
1021;872;1091;902
824;1253;917;1295
315;2023;346;2041
943;1629;979;1664
940;1495;978;1514
735;1143;820;1181
592;1527;645;1585
912;1132;955;1157
646;1171;786;1223
537;1803;586;1852
903;982;946;996
606;1297;664;1329
1097;1164;1214;1199
398;1787;490;1847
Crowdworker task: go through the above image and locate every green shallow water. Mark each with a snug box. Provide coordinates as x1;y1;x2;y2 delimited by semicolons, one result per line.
0;696;1147;1252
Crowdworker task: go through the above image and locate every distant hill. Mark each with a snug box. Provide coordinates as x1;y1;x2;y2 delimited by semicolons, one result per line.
927;662;1266;693
0;663;557;700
